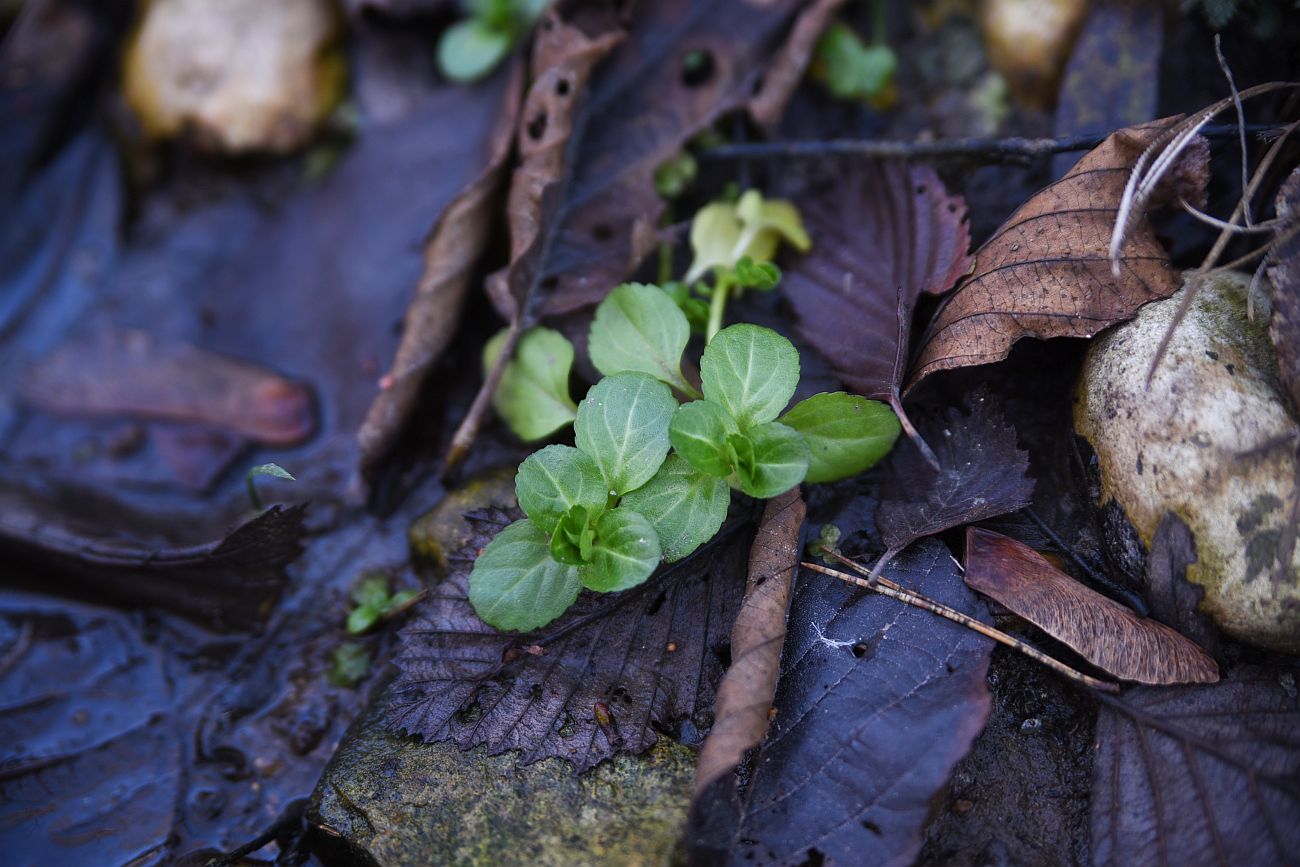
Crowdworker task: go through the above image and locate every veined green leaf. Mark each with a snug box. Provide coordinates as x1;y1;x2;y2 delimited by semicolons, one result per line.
780;391;901;483
735;189;812;257
486;327;578;441
574;373;676;495
515;444;607;534
670;399;740;478
621;455;730;562
686;200;744;283
468;519;582;632
733;421;809;498
549;504;596;566
579;508;661;592
700;324;800;428
588;283;697;395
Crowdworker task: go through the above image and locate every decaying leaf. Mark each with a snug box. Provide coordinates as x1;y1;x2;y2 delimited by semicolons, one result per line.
747;0;847;131
875;394;1034;571
693;488;803;796
1145;511;1221;657
386;507;754;772
1092;664;1300;866
964;527;1218;685
1267;166;1300;416
690;539;993;866
909;117;1198;389
490;0;813;322
357;61;522;474
783;160;973;451
21;329;315;446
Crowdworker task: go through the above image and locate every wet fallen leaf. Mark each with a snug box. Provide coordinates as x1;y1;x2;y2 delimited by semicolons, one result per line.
1092;664;1300;866
690;538;993;866
1267;166;1300;416
963;527;1218;684
490;0;813;322
356;61;523;474
1144;511;1221;657
693;488;803;796
783;160;972;447
386;507;754;772
909;117;1196;389
875;394;1034;570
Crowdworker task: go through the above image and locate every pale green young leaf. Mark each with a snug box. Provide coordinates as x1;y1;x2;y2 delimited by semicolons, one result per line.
780;391;901;483
588;283;697;395
579;508;661;592
515;444;607;534
621;455;730;562
549;504;596;566
685;200;744;283
437;18;512;84
468;519;582;632
700;324;800;428
485;327;578;441
734;189;812;260
669;399;740;478
732;421;810;498
574;373;676;495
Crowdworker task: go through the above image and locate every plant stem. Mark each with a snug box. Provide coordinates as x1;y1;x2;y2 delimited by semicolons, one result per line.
805;552;1119;693
706;273;733;343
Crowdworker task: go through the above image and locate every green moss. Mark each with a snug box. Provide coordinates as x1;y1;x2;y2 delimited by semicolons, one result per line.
309;700;694;867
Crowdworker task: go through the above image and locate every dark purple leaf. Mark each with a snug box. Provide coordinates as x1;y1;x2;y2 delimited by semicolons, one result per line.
1092;664;1300;867
690;539;993;866
386;508;754;772
1268;166;1300;415
782;160;972;450
876;394;1034;568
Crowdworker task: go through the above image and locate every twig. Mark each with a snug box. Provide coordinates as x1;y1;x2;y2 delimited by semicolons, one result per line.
805;552;1119;693
698;124;1287;166
1215;35;1252;228
443;320;521;472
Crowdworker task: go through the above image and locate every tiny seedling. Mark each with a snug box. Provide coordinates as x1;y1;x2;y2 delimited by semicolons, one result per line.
329;641;371;688
347;573;424;635
469;283;901;632
484;325;578;441
246;463;295;511
437;0;548;84
812;15;898;110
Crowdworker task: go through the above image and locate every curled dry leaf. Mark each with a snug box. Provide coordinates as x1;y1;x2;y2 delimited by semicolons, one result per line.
783;160;973;450
357;61;522;473
690;539;993;866
1092;665;1300;867
908;117;1199;390
963;527;1218;685
386;508;753;772
693;488;804;797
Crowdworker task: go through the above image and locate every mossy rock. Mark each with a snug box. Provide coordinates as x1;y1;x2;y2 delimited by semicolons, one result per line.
407;468;516;577
308;698;694;867
1075;271;1300;652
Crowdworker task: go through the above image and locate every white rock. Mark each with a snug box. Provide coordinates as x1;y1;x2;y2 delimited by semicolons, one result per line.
1075;271;1300;653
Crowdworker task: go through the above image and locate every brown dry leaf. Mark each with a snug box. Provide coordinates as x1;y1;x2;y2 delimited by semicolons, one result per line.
693;487;804;797
356;61;523;473
964;527;1219;685
1268;166;1300;415
908;117;1197;390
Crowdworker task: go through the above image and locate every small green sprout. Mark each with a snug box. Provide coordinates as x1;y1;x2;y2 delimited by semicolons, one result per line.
654;152;698;200
347;573;423;635
808;523;843;564
468;284;901;633
437;0;548;84
812;21;898;110
246;463;295;511
329;641;371;688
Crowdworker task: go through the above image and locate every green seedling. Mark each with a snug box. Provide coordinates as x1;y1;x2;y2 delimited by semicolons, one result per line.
468;283;901;632
484;326;578;441
347;573;423;635
246;463;295;511
812;16;898;110
329;641;371;688
437;0;548;84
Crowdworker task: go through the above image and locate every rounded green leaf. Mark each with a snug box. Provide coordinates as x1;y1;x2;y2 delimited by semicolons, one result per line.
700;324;800;428
574;373;676;495
589;283;695;394
621;455;730;562
486;327;578;441
468;519;582;632
780;392;901;483
437;19;512;84
733;421;810;498
580;508;661;592
515;444;607;534
669;400;740;478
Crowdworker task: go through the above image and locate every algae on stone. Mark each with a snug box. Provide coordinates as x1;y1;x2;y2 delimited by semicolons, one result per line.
1075;271;1300;652
309;698;694;867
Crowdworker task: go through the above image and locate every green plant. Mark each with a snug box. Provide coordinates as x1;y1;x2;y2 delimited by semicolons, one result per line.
246;462;294;510
437;0;548;84
469;283;901;632
812;19;898;110
484;325;578;441
347;573;422;635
